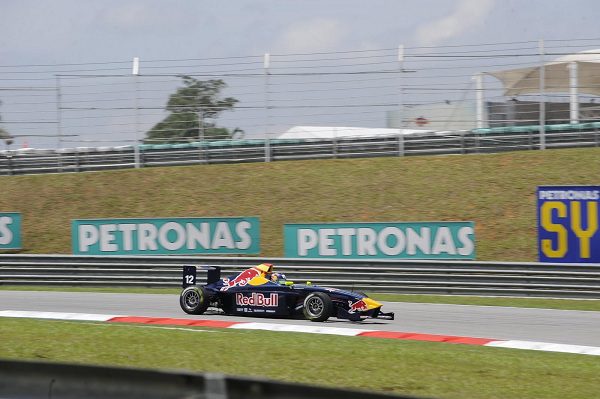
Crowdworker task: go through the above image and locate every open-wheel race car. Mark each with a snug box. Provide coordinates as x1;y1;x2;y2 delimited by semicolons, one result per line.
179;263;394;322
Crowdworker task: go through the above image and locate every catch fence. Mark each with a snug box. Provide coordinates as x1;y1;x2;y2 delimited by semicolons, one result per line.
2;39;600;151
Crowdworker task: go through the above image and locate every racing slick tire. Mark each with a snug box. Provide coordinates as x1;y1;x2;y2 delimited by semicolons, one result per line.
303;292;333;322
180;286;210;315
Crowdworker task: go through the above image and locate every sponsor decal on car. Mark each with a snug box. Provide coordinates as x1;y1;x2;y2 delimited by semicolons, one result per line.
235;293;279;307
348;299;368;313
221;268;261;291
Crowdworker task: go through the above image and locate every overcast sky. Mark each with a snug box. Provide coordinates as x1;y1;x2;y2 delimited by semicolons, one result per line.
1;0;596;65
1;0;599;149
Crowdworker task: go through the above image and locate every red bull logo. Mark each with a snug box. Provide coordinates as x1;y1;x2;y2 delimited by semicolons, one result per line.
221;267;261;291
236;293;279;307
348;299;368;313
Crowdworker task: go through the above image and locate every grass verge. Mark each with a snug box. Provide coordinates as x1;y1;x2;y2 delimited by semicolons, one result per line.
2;147;600;260
1;318;598;399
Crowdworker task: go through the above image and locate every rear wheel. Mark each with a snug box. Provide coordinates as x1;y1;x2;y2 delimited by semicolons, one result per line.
303;292;333;322
180;286;210;315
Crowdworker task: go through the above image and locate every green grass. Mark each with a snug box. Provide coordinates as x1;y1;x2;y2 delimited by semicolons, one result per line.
2;285;600;311
1;318;598;399
1;147;600;260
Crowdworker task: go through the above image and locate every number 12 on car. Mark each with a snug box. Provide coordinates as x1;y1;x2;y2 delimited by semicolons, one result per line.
537;186;600;263
183;266;196;287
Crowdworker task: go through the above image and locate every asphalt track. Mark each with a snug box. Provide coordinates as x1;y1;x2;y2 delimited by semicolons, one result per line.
1;290;599;347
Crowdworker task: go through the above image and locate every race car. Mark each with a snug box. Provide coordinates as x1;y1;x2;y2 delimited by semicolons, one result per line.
179;263;394;322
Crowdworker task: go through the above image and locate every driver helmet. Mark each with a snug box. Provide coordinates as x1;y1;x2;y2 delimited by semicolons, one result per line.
255;263;273;276
271;272;286;283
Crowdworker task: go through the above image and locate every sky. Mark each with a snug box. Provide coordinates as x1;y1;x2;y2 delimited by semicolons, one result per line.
1;0;597;62
1;0;599;148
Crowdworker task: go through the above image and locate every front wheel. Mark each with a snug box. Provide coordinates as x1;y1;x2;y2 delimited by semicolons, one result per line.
180;286;209;315
303;292;333;322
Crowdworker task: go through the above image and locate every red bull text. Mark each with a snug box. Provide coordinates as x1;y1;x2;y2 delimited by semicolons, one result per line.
235;293;279;307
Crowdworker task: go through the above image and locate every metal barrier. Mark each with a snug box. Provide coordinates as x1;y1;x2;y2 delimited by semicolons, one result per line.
0;359;423;399
1;254;600;298
1;128;599;175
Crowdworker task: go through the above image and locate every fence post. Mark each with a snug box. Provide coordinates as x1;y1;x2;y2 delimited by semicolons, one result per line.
333;137;338;158
539;40;546;150
474;73;485;129
132;57;141;168
6;152;13;175
55;75;64;172
397;45;405;133
568;61;579;124
397;132;404;156
264;53;271;162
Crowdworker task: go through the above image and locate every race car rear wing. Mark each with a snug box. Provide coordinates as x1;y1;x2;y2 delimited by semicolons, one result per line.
182;265;221;288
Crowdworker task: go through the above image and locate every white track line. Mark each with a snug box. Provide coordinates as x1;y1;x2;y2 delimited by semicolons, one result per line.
228;322;373;336
2;310;599;356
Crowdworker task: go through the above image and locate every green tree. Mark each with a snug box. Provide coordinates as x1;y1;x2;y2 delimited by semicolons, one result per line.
0;100;13;146
145;76;242;144
0;127;12;145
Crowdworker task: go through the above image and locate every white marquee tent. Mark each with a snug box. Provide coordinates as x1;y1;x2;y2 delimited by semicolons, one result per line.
276;126;432;140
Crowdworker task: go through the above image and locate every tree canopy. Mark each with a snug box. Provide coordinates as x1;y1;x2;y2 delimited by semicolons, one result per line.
145;76;242;144
0;127;11;144
0;100;13;145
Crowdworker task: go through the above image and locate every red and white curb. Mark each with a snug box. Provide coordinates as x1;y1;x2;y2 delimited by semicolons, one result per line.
2;310;599;356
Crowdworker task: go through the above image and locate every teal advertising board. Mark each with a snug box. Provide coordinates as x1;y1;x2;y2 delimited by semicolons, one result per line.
72;217;260;255
284;222;475;259
0;212;22;250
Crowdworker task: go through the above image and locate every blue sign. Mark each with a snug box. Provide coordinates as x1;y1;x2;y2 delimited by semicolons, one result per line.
538;186;600;263
284;221;475;259
0;212;22;250
72;217;260;255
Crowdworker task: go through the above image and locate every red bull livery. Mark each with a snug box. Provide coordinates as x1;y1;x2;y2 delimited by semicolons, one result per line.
348;299;369;313
221;267;261;291
179;264;394;322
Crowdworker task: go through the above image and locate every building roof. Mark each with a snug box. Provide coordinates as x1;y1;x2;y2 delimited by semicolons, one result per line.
487;49;600;96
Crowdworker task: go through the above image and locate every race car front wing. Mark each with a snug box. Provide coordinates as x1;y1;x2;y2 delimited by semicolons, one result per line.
375;310;395;320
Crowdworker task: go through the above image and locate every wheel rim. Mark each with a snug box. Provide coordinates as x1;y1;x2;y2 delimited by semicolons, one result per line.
184;290;200;309
306;296;324;316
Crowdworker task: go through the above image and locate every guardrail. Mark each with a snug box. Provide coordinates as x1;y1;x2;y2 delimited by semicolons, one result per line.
1;127;599;175
0;359;422;399
1;254;600;299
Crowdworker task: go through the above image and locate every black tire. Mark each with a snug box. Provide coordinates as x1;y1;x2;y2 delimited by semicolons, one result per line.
180;286;210;315
302;292;333;322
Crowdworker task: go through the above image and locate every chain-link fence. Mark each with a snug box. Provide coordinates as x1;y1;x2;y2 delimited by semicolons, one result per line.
1;38;600;151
